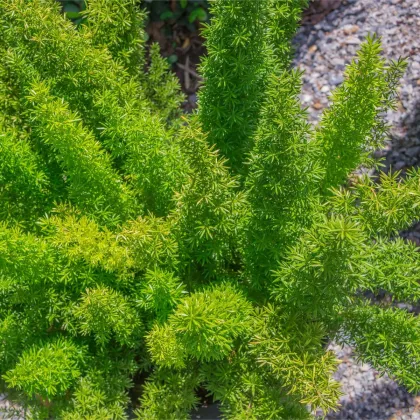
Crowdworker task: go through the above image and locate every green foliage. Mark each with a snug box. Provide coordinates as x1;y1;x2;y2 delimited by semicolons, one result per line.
27;80;139;226
341;304;420;393
250;306;341;413
203;356;312;420
141;43;185;121
172;119;246;279
81;0;146;75
0;128;51;227
365;238;420;303
148;284;253;364
199;0;270;173
244;68;319;284
273;216;368;322
73;287;143;347
0;0;419;419
330;169;420;236
316;37;407;193
266;0;309;71
136;369;200;420
3;338;85;399
136;269;185;322
61;376;128;419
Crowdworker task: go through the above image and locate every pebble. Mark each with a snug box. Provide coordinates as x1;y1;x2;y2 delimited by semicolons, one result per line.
344;36;362;44
331;57;345;66
343;24;360;34
330;74;344;85
313;100;324;110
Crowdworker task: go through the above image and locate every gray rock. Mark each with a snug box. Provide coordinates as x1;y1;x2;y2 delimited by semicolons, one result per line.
330;74;344;85
344;36;362;45
331;57;345;66
406;146;420;157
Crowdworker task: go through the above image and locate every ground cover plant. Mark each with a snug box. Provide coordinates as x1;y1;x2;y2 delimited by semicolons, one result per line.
0;0;419;418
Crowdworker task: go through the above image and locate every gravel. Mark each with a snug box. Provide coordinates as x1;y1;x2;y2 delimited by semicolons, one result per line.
0;395;24;420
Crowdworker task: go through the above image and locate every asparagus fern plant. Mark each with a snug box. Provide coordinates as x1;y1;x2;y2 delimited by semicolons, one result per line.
0;0;419;418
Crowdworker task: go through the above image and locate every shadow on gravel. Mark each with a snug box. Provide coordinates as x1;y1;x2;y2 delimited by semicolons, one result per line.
326;381;419;419
191;403;221;420
383;99;420;172
294;0;352;49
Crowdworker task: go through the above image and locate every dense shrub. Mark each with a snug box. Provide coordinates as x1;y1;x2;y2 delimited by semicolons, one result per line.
0;0;419;418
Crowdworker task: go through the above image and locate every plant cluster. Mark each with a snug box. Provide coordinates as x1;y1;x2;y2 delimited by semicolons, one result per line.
146;0;209;28
0;0;419;419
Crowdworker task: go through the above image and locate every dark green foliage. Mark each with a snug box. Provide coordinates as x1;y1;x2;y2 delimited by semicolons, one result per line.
145;0;209;28
141;43;185;121
0;0;419;419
